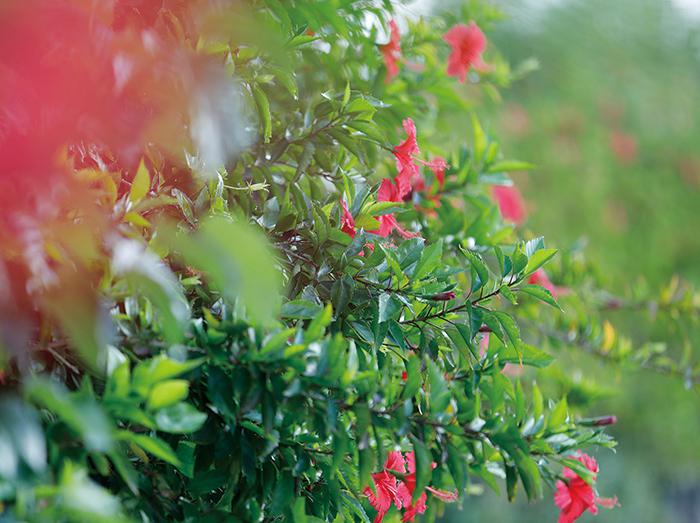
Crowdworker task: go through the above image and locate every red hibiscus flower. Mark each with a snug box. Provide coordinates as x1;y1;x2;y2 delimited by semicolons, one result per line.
426;156;448;189
371;179;419;239
364;451;406;523
492;184;526;225
393;118;421;198
554;453;618;523
364;451;457;523
528;268;567;299
340;199;356;238
443;22;487;83
381;20;402;83
394;452;457;522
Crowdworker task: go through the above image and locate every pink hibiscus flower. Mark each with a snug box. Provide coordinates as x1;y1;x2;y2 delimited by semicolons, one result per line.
554;453;618;523
381;20;402;83
364;451;457;523
492;184;527;225
426;156;448;189
393;118;421;199
443;22;487;83
370;178;419;239
364;451;406;523
340;199;356;238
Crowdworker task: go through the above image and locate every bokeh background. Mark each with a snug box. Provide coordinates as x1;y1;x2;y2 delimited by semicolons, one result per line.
436;0;700;521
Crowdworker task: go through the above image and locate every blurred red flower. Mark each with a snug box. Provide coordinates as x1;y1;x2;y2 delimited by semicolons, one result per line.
426;156;448;188
528;268;565;298
608;130;637;165
381;20;402;83
340;199;356;238
443;22;487;83
492;185;526;225
393;118;421;198
554;453;618;523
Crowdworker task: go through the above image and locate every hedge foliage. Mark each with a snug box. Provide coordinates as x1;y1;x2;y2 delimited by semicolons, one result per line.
0;1;696;522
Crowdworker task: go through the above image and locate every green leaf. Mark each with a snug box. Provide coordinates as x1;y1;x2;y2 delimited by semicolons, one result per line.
155;403;207;434
281;299;323;319
258;327;296;360
305;304;333;341
253;85;272;143
560;457;596;486
492;311;521;349
292;497;308;523
446;443;468;493
132;356;203;396
147;380;189;410
25;378;112;452
427;360;450;413
56;465;128;523
413;239;443;282
505;461;518;502
548;397;569;429
401;353;422;400
331;275;354;317
410;436;432;503
129;159;150;204
486;160;535;173
112;239;190;343
523;249;557;277
471;114;487;164
463;249;489;291
117;431;181;468
518;284;561;309
499;343;554;368
513;450;543;500
163;217;282;325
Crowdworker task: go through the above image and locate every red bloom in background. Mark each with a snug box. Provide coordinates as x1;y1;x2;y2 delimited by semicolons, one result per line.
528;268;567;298
443;22;487;83
364;451;457;523
340;199;356;238
381;20;402;83
393;118;421;198
609;130;638;165
426;156;448;189
554;453;618;523
492;184;527;225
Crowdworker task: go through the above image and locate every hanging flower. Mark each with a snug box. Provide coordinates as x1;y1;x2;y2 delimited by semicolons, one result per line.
364;451;457;523
554;453;618;523
492;184;526;225
443;22;487;83
371;178;419;239
426;156;448;188
393;118;421;199
340;199;356;238
381;20;402;83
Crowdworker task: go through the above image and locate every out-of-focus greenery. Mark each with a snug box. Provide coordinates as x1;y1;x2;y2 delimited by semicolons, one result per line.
441;0;700;521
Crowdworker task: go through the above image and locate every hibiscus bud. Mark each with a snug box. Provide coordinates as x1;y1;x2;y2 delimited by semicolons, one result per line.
578;415;618;427
429;291;456;301
592;415;618;426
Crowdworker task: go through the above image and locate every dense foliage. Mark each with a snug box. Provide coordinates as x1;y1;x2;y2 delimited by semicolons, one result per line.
0;1;695;522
